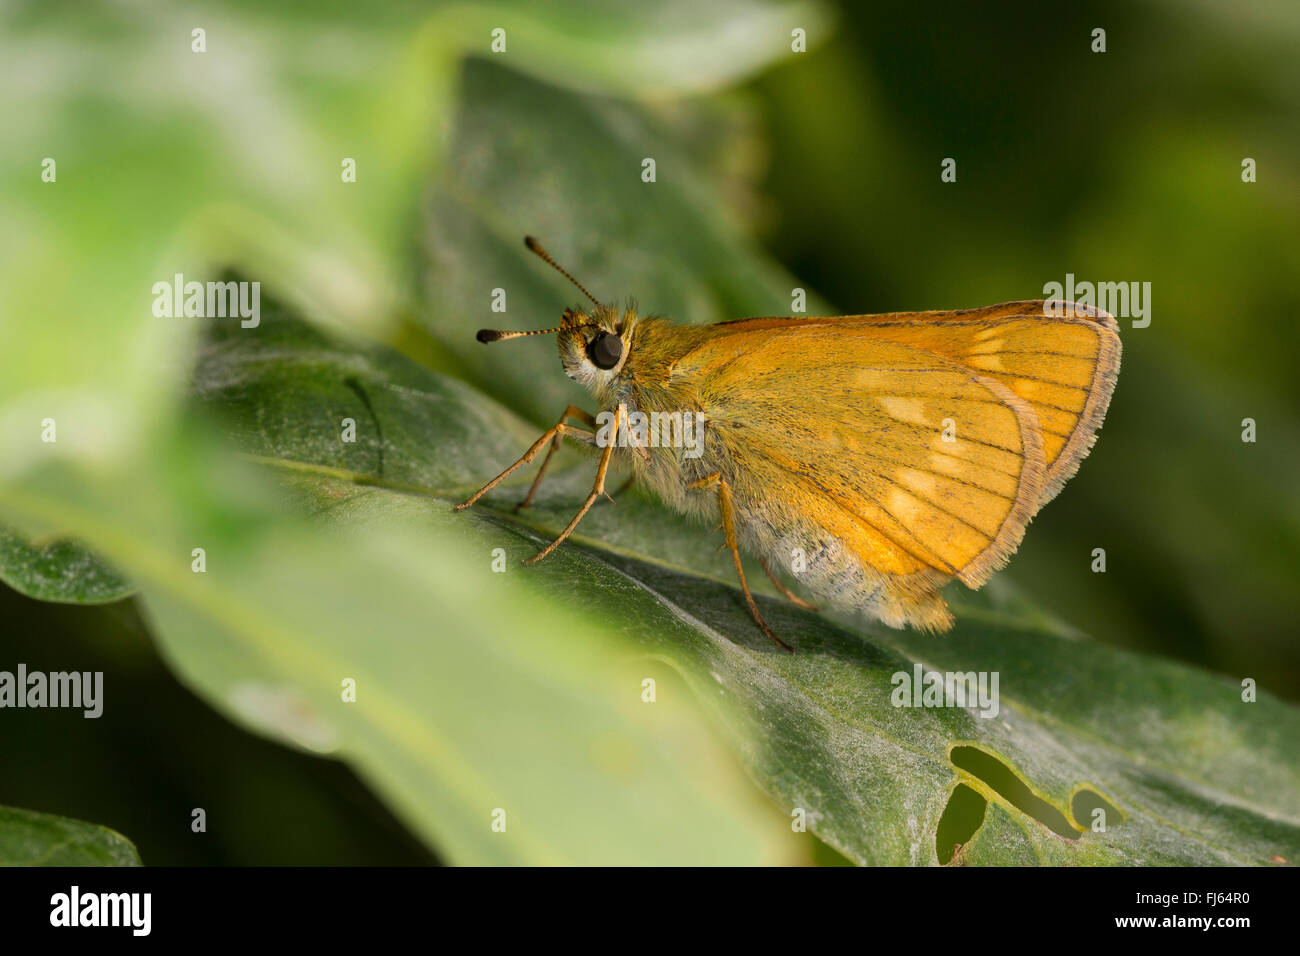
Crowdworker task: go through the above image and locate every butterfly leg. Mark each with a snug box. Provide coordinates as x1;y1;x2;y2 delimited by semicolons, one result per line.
758;555;818;611
515;406;598;511
524;404;627;565
454;406;597;512
687;473;794;653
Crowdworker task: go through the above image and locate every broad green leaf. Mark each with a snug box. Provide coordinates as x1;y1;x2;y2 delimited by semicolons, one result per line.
0;527;132;604
191;302;1300;866
0;805;141;866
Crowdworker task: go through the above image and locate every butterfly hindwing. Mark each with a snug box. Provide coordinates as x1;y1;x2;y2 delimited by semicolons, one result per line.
671;328;1048;630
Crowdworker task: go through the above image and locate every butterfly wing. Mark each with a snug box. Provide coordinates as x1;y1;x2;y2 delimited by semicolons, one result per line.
706;301;1120;505
668;301;1119;630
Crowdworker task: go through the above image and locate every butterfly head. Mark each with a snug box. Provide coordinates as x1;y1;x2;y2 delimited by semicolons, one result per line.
474;236;636;397
555;305;634;386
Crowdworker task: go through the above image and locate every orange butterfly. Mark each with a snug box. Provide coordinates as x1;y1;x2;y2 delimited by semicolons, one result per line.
458;238;1120;650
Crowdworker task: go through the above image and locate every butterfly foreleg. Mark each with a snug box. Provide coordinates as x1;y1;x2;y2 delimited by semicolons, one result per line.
454;405;596;512
687;473;794;653
515;405;599;511
523;403;627;565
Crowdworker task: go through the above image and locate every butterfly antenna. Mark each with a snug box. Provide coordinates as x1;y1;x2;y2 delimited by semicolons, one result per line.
476;238;602;343
475;325;561;343
524;236;603;308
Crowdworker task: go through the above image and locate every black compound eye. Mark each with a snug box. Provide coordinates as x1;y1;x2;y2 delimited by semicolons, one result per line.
589;331;624;369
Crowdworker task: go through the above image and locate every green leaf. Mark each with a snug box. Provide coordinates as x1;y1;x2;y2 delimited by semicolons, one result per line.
427;1;834;98
0;527;133;604
0;805;141;866
0;0;445;457
191;296;1300;866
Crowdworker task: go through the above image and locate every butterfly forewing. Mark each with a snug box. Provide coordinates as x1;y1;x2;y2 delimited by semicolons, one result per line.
822;301;1120;502
706;301;1120;503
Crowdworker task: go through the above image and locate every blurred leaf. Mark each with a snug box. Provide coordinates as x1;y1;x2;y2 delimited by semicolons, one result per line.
0;582;440;866
0;527;132;604
0;0;448;468
429;0;834;98
0;805;141;866
192;296;1300;866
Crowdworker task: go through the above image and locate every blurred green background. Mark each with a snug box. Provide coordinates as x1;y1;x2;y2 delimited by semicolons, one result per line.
1;0;1296;865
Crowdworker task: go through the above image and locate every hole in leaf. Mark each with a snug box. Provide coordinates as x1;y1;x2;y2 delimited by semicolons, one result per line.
950;745;1080;839
936;782;986;864
1072;788;1123;832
